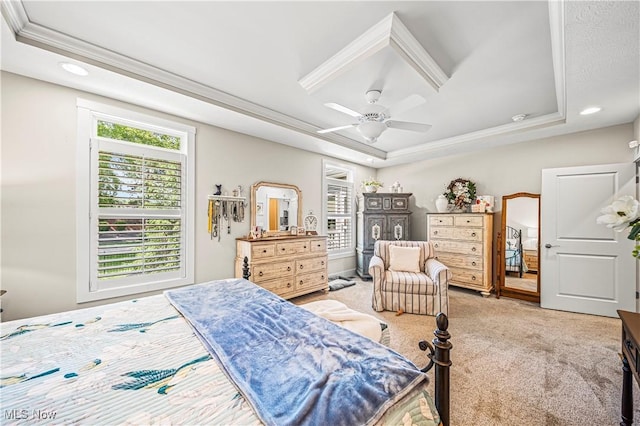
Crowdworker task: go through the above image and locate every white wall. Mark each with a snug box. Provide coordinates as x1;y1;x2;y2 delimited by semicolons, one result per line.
0;72;374;320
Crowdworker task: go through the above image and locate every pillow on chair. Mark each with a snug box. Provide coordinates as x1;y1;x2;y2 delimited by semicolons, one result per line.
388;246;421;273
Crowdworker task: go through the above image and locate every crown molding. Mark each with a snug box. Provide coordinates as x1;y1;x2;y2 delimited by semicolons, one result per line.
1;0;387;159
548;0;567;120
387;112;566;161
298;12;448;93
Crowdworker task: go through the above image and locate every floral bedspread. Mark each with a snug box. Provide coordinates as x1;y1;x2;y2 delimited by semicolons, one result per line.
0;279;440;425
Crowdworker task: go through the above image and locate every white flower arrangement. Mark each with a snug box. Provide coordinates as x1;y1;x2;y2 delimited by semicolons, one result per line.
596;195;640;258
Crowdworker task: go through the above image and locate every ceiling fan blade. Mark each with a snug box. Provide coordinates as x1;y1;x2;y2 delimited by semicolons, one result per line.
316;124;357;134
386;120;432;132
385;94;426;117
324;103;362;117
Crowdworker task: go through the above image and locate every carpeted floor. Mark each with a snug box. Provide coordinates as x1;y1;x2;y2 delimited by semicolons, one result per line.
292;279;639;425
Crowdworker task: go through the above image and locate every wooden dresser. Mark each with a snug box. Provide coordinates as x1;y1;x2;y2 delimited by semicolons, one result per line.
427;213;494;296
235;235;328;299
523;249;538;273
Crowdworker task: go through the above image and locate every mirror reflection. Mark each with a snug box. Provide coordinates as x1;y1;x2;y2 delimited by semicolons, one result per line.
499;192;540;301
251;182;301;235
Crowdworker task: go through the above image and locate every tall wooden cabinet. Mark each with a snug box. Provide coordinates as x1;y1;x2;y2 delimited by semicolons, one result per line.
427;213;493;296
356;192;412;279
235;235;328;299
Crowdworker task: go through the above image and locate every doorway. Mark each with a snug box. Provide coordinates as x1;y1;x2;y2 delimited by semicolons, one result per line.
540;162;636;317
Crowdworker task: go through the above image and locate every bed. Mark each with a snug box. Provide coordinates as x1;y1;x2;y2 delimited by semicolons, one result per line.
504;225;527;277
1;278;451;426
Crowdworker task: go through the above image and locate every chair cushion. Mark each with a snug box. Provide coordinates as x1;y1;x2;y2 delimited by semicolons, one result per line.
388;246;421;273
383;271;435;295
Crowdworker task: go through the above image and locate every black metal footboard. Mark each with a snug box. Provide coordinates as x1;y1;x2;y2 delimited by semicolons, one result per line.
419;313;452;426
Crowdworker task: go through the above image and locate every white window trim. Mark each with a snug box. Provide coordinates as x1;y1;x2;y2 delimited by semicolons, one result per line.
76;99;196;303
322;159;355;259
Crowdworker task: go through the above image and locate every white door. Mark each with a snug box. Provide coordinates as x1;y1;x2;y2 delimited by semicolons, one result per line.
540;163;636;317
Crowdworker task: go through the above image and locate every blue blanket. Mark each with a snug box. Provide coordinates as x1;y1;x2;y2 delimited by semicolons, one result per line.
164;279;426;426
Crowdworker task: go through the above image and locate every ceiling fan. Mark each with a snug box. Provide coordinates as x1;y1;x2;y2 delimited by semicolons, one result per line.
317;90;431;143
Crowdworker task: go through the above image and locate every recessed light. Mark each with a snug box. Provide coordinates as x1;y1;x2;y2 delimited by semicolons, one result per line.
60;62;89;76
580;106;601;115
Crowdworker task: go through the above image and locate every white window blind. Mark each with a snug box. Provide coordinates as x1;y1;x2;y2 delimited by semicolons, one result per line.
97;148;183;282
323;161;355;255
77;100;195;302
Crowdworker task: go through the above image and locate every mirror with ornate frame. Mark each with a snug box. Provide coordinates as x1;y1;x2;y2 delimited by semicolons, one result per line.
251;181;302;237
497;192;540;302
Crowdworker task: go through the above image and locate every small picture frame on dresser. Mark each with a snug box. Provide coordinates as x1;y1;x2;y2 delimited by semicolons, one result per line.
290;226;298;235
297;227;306;235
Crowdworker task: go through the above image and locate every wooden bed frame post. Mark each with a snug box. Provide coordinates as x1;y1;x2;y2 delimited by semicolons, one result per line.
420;313;452;426
433;313;452;426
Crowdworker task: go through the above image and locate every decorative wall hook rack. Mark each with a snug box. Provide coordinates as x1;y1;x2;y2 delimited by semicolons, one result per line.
208;192;246;241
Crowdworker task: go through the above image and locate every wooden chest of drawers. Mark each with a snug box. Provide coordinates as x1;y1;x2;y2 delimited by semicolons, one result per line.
427;213;493;296
523;249;538;272
235;235;328;299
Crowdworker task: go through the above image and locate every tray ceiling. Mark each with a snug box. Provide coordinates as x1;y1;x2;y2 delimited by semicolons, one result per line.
1;1;638;167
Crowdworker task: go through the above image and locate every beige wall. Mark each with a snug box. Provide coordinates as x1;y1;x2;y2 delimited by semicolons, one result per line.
2;71;637;320
0;72;373;320
377;123;636;242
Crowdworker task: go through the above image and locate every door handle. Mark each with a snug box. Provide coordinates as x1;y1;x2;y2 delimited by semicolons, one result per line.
544;243;555;249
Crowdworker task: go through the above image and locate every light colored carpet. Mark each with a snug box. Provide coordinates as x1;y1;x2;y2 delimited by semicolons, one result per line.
292;279;640;425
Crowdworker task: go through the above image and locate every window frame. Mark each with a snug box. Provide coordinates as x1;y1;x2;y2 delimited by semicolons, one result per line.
76;99;195;302
322;159;355;259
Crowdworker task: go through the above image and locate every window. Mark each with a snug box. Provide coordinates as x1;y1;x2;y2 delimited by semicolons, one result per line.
76;100;195;302
323;160;354;256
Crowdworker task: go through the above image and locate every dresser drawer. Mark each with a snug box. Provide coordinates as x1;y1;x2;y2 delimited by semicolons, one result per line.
454;215;484;227
450;267;484;287
251;243;276;259
276;240;310;255
296;256;327;273
252;261;294;282
296;270;327;291
432;240;483;256
429;215;454;226
435;253;482;270
310;239;327;253
430;227;482;241
260;277;295;295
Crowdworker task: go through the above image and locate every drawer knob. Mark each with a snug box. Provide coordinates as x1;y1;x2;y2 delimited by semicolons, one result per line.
317;244;321;247
281;248;286;251
434;230;438;235
471;247;477;252
299;280;304;285
434;243;439;248
321;261;325;265
287;266;291;271
258;271;263;277
304;245;307;249
287;283;292;288
472;261;477;266
472;276;477;280
321;275;325;280
471;232;476;237
466;220;470;223
262;249;267;253
299;265;304;269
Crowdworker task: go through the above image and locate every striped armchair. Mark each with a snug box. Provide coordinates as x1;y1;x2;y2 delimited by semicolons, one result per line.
369;240;451;316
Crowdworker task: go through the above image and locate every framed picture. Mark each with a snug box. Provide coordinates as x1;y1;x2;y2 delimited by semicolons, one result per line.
290;226;298;236
297;227;305;235
256;202;264;216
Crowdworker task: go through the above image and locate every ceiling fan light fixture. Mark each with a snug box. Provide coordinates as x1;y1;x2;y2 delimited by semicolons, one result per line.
357;121;386;141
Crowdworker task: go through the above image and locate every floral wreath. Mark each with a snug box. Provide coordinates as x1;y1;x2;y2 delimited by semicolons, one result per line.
443;178;477;209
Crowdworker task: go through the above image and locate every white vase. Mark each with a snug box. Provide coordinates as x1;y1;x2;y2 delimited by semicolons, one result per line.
365;185;378;193
435;195;449;213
